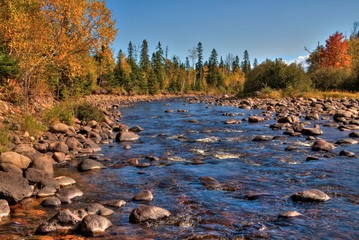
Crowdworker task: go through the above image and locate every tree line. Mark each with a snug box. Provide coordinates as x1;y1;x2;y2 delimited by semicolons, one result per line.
0;0;358;109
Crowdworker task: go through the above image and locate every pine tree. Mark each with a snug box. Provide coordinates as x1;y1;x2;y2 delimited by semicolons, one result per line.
241;50;251;75
195;42;203;90
253;58;258;68
138;39;150;94
207;48;219;87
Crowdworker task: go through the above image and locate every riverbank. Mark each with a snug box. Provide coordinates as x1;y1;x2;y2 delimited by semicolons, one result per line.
0;94;358;238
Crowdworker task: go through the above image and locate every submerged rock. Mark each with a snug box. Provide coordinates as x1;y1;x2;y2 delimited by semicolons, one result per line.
129;205;171;223
199;176;221;189
77;159;106;172
311;140;335;152
116;131;140;142
0;172;33;204
291;189;330;202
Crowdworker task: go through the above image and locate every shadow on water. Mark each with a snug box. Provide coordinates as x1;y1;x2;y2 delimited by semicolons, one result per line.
1;98;359;239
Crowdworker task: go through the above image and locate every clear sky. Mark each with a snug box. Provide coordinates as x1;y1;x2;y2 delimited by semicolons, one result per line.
106;0;359;64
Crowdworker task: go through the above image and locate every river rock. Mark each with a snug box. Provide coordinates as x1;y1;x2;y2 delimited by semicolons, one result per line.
334;111;353;122
58;187;84;203
116;131;140;142
305;113;320;120
311;139;335;152
86;203;105;215
252;135;273;141
77;159;106;172
32;155;54;177
80;214;112;236
99;207;114;216
49;142;69;154
65;137;82;151
291;189;330;202
278;116;299;123
335;138;358;145
37;186;57;197
0;172;33;204
36;209;82;234
0;199;10;219
129;125;144;132
55;176;76;187
339;150;356;157
50;123;69;133
25;168;45;183
102;199;126;208
0;151;31;169
248;116;264;123
349;132;359;138
224;119;242;124
302;127;323;136
129;205;171;223
199;176;221;189
132;190;153;201
12;144;39;160
278;211;302;218
41;197;61;207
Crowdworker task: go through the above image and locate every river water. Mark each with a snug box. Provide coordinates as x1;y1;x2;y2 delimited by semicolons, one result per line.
1;98;359;239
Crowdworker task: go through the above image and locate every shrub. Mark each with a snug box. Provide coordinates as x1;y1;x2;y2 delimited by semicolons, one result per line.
74;102;104;122
42;101;75;126
0;126;10;153
22;115;47;137
310;67;354;91
244;59;312;95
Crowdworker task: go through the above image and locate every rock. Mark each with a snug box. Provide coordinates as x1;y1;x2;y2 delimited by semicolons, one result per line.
34;143;49;153
116;131;140;142
129;205;171;223
65;137;82;151
0;199;10;219
50;123;69;133
55;176;76;187
306;156;320;161
305;113;320;120
25;168;45;183
77;159;106;172
335;138;358;145
199;176;221;189
349;132;359;138
224;119;242;124
334;111;353;122
41;197;61;207
278;211;302;218
58;187;84;203
86;203;105;215
339;150;356;157
99;207;114;216
248;116;265;123
13;144;39;160
80;214;112;236
129;125;144;132
291;189;330;202
302;128;323;136
36;209;82;234
278;116;300;123
49;142;69;154
311;139;335;152
101;199;126;208
41;177;60;189
0;163;23;175
252;135;273;141
0;172;33;204
37;186;57;197
132;190;153;201
0;152;31;169
32;155;54;177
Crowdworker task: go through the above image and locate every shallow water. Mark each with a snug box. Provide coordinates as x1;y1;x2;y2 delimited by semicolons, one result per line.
1;99;359;239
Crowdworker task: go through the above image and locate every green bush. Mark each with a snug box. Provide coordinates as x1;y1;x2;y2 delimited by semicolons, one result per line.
310;67;354;91
74;102;105;122
22;115;47;137
42;102;75;126
0;126;10;153
243;59;312;95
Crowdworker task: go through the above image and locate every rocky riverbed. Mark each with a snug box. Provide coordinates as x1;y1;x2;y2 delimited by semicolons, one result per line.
0;95;358;239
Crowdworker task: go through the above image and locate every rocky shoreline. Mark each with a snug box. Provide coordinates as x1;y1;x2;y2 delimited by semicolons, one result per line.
0;94;358;238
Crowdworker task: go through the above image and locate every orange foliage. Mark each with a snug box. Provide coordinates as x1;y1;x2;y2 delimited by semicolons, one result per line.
319;32;352;69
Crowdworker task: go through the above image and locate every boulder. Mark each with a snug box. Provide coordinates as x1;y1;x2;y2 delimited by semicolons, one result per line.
50;123;69;133
349;132;359;138
335;138;358;145
0;163;23;175
278;116;300;123
291;189;330;202
101;199;126;208
25;168;45;183
132;190;153;201
302;128;323;136
116;131;140;142
0;172;33;204
86;203;105;215
36;209;82;234
248;116;265;123
32;155;54;177
79;215;112;236
339;150;356;157
55;176;76;187
41;197;62;207
53;152;67;162
311;140;335;152
129;125;144;132
77;159;106;172
0;199;10;219
129;205;171;223
12;144;39;160
49;142;69;154
252;135;273;141
65;137;82;151
0;152;31;169
37;186;57;197
58;187;84;203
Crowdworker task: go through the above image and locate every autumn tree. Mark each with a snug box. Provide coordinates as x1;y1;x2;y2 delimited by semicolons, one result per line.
319;32;351;69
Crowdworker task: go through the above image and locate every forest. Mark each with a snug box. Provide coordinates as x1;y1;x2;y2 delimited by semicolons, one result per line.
0;0;359;107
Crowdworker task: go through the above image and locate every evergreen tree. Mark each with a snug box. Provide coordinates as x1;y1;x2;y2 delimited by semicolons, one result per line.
253;58;258;67
153;41;165;90
195;42;203;90
241;50;251;75
138;39;150;94
232;56;240;73
207;48;219;87
128;41;135;62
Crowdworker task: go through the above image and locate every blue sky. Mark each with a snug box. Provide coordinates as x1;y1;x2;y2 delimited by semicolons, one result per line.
106;0;359;64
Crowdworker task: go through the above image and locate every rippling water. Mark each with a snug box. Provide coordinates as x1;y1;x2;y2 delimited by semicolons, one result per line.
1;99;359;239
